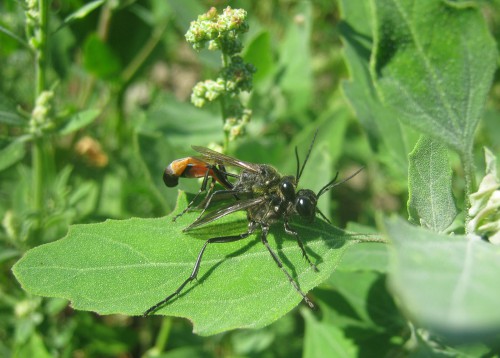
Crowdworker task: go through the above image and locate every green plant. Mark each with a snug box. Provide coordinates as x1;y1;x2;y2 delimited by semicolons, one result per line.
2;0;500;357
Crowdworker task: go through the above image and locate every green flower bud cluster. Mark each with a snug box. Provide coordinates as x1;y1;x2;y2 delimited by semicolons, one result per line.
185;7;249;54
220;56;255;93
25;0;42;50
186;6;255;143
468;148;500;244
190;56;255;108
223;103;252;142
30;90;55;136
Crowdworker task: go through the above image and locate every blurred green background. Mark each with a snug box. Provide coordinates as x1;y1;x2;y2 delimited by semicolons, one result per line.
1;0;500;357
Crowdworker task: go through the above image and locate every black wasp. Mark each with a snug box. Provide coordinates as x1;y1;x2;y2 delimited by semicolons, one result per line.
144;133;363;315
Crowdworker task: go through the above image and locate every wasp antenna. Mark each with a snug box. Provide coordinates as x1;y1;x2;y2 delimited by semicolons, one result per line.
317;172;339;198
317;167;364;198
297;130;319;183
295;146;300;180
316;208;331;224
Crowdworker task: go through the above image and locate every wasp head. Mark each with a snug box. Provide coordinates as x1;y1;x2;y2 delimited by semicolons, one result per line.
294;189;318;222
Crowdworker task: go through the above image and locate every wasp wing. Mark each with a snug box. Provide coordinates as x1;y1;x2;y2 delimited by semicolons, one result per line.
184;196;265;231
192;146;261;173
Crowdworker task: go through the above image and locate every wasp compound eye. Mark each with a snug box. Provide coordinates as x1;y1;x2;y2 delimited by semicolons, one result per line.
280;177;296;201
295;189;317;219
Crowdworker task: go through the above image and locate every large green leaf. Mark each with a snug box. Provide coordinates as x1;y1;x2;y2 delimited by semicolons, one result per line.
372;0;498;154
386;217;500;334
407;135;457;232
13;193;359;336
339;0;418;179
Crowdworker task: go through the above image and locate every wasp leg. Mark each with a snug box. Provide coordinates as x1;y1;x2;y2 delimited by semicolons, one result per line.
172;165;233;222
172;167;223;222
260;224;315;309
187;189;243;229
143;223;258;316
284;221;318;272
173;172;214;222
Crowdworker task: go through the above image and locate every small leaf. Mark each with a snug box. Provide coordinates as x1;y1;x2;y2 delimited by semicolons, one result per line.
279;2;313;115
55;0;105;33
59;109;101;135
407;135;457;232
327;271;401;330
0;140;26;172
386;217;500;334
83;34;122;79
243;31;274;86
13;193;359;336
14;332;52;358
302;308;358;358
372;0;498;154
0;94;26;126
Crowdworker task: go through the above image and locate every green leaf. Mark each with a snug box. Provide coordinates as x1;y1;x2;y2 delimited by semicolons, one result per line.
0;93;26;126
83;34;122;79
337;243;388;273
0;140;26;172
243;31;274;86
339;0;418;179
279;2;313;116
386;217;500;334
13;331;52;358
340;223;388;272
302;309;357;358
372;0;498;154
13;193;359;336
55;0;105;33
59;109;101;135
407;136;457;232
327;271;401;330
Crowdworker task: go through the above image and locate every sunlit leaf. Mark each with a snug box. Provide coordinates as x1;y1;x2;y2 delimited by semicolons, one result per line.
13;193;360;336
372;0;497;154
407;135;457;231
386;217;500;334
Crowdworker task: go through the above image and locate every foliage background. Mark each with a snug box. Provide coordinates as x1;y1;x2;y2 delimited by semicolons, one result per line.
1;0;500;357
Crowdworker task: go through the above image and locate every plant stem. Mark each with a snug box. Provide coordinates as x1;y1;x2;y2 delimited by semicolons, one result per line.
32;0;50;231
36;0;49;96
220;53;230;151
122;21;169;84
32;139;45;222
462;150;476;234
154;317;172;353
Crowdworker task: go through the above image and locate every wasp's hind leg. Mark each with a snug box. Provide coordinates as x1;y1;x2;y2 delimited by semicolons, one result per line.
173;165;232;222
143;222;258;316
172;171;215;222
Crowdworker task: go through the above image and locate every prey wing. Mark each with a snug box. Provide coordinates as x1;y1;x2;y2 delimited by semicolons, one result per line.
192;146;261;173
184;196;265;231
